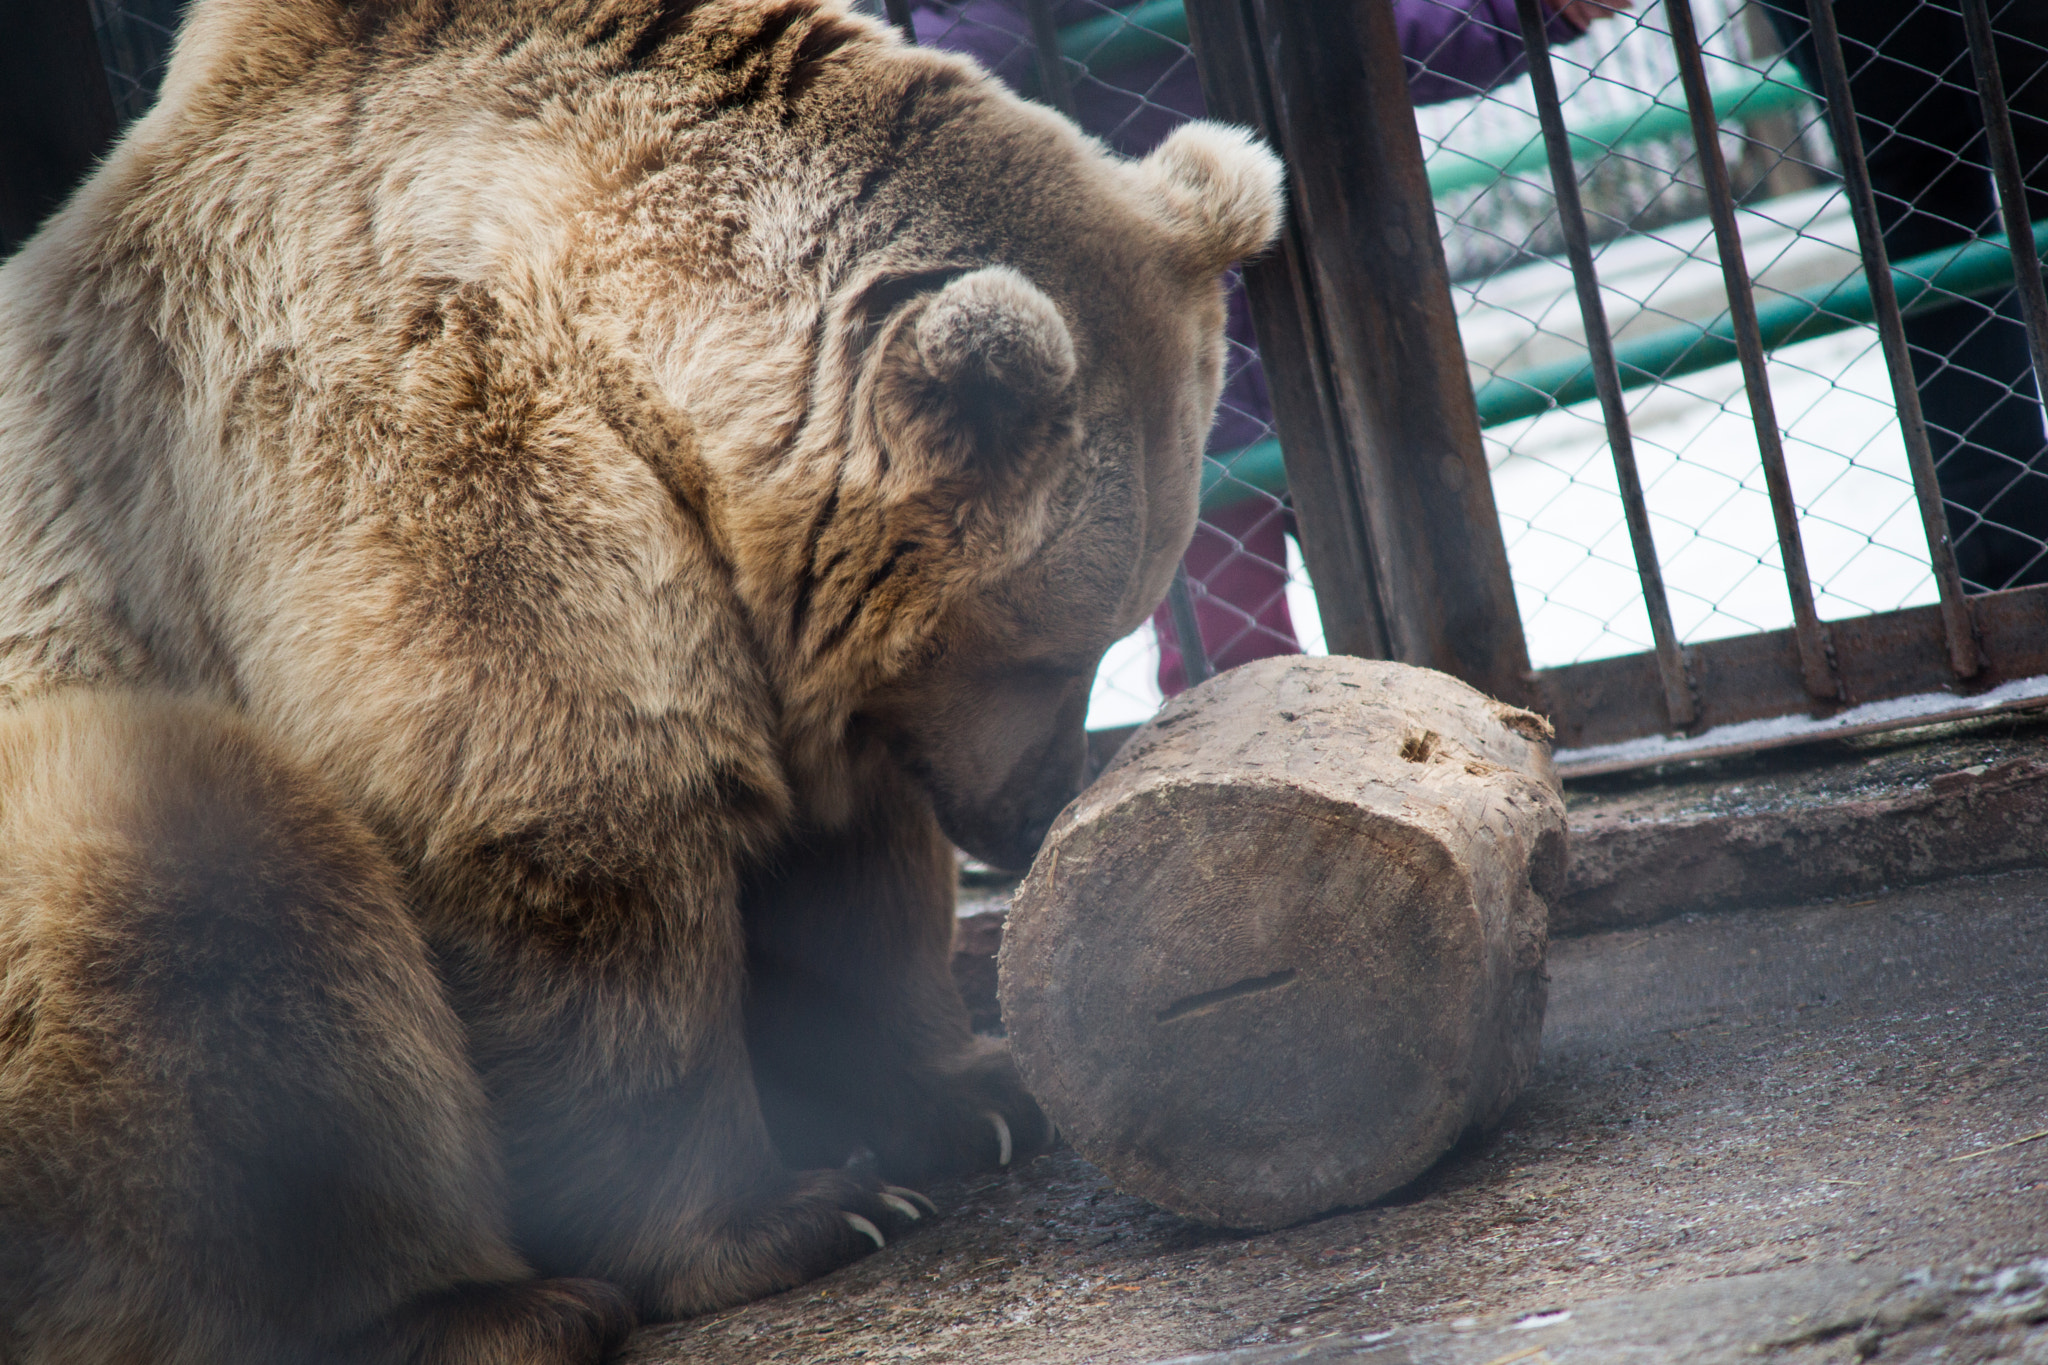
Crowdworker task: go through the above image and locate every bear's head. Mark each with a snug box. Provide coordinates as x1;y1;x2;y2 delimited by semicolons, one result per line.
154;0;1282;872
574;2;1285;868
808;117;1284;870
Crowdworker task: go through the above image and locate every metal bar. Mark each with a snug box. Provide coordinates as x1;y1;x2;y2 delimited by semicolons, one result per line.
1556;686;2048;779
881;0;916;43
1532;579;2048;755
1665;0;1838;703
1053;1;1813;198
1180;0;1395;663
1052;0;1814;196
1960;0;2048;425
1166;568;1214;686
1207;219;2048;513
1804;0;1979;679
1185;0;1532;702
1512;0;1694;730
1022;0;1077;117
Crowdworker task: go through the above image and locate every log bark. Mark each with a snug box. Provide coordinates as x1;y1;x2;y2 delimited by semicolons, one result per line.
998;656;1566;1229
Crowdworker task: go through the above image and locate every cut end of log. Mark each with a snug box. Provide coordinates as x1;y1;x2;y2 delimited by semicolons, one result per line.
999;656;1566;1230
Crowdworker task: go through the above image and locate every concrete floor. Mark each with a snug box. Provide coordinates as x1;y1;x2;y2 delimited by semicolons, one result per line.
628;866;2048;1364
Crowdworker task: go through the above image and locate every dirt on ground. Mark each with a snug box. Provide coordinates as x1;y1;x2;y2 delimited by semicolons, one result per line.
628;866;2048;1364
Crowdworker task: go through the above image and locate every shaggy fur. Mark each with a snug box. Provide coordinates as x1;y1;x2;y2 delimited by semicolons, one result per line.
0;0;1283;1360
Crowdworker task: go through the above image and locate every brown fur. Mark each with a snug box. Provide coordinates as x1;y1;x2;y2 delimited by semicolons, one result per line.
0;0;1282;1360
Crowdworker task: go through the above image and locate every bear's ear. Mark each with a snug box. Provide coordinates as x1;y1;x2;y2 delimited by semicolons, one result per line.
911;267;1077;414
871;266;1076;471
868;266;1081;480
1135;122;1287;275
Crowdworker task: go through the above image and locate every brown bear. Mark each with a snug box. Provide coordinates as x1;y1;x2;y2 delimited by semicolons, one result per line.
0;0;1283;1361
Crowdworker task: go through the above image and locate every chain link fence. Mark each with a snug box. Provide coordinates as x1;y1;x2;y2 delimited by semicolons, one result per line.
1433;0;1872;671
904;0;1322;730
88;0;183;124
1434;0;2046;678
910;0;2045;733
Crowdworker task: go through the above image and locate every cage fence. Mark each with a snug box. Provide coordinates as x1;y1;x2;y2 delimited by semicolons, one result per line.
1432;0;2047;682
894;0;1326;731
1426;0;1894;672
87;0;182;125
932;0;2048;745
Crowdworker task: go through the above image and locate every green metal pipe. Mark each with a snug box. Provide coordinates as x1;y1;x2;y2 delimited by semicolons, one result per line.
1063;4;2028;509
1057;0;1188;71
1425;68;1810;198
1201;219;2048;512
1469;216;2048;428
1198;438;1286;514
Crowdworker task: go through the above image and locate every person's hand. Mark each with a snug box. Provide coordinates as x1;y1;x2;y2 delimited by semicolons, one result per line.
1546;0;1633;32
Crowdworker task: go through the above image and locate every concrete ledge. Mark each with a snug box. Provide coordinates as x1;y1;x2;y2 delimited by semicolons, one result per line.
1560;755;2048;934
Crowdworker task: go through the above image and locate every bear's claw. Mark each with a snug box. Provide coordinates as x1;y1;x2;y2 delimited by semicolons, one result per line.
877;1191;922;1222
843;1212;886;1249
982;1110;1013;1167
884;1184;937;1217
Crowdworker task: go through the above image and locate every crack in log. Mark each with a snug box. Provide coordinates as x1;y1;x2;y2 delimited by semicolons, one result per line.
1156;968;1300;1023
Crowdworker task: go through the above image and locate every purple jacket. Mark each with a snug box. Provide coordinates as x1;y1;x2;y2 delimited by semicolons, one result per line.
913;0;1578;143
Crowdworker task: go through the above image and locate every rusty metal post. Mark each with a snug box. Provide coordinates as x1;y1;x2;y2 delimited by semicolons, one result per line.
1512;0;1696;730
1960;0;2048;431
1666;0;1841;703
1181;0;1531;702
881;0;916;43
1021;0;1078;115
1803;0;1979;680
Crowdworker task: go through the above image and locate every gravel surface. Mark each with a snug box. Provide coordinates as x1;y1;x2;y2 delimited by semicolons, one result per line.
628;868;2048;1365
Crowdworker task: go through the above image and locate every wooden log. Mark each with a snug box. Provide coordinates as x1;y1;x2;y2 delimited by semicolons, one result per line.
998;656;1566;1229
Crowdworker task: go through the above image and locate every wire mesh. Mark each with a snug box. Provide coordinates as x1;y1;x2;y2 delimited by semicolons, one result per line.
88;0;183;125
911;0;2045;729
1428;0;2047;673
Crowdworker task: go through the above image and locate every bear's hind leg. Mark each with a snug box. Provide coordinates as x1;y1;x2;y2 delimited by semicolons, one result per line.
0;691;632;1365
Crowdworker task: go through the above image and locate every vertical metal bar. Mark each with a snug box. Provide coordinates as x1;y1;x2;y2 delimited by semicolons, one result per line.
1665;0;1840;702
1022;0;1078;116
1803;0;1979;678
1512;0;1695;728
1960;0;2048;420
1184;0;1535;704
1167;568;1214;686
1181;0;1396;665
881;0;916;43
